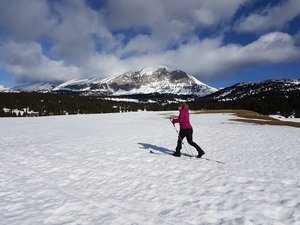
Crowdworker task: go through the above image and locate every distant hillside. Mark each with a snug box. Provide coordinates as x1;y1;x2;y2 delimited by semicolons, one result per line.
192;79;300;118
206;79;300;101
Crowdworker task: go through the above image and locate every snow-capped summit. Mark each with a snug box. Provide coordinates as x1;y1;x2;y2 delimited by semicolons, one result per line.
54;66;218;96
106;66;217;96
140;66;173;76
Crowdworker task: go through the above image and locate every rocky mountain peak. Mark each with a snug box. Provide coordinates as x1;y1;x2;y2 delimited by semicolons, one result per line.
3;67;218;97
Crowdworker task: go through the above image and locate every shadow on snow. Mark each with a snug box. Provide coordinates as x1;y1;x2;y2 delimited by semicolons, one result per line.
137;143;173;155
137;142;193;157
138;142;225;164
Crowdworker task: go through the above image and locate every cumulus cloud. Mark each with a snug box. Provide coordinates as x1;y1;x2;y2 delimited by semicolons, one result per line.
120;32;300;79
235;0;300;33
107;0;248;43
83;32;300;80
0;0;55;41
0;0;299;84
50;0;118;64
0;41;82;83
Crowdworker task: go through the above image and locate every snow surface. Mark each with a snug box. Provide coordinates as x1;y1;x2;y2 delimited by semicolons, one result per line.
0;112;299;225
53;79;91;91
269;115;300;122
12;82;56;92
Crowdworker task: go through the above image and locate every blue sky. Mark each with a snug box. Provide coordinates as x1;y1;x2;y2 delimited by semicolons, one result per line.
0;0;299;88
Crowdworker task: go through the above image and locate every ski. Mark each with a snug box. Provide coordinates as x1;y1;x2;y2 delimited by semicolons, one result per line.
200;157;225;164
149;150;225;164
149;150;196;158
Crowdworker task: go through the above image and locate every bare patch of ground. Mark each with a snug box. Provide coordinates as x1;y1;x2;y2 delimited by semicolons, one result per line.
193;110;300;128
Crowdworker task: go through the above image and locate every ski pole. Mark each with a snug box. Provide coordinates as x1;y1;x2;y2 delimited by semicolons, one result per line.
172;123;194;157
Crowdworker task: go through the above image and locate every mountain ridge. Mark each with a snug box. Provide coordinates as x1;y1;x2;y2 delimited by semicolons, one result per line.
4;66;218;97
206;78;300;101
53;66;218;96
1;67;299;101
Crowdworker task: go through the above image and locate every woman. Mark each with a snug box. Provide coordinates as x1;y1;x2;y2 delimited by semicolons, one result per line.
170;103;205;158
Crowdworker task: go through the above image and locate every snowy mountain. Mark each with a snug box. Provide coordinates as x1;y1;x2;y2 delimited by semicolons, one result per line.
207;79;300;101
12;82;57;93
53;66;218;97
0;84;9;92
4;69;299;101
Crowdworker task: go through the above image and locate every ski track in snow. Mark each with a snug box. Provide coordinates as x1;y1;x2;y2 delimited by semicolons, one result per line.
0;112;299;225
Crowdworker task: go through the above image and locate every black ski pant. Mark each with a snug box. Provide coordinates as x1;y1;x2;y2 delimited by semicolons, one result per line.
175;128;205;155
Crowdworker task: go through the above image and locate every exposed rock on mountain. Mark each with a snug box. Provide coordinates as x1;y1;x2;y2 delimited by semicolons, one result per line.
53;66;218;97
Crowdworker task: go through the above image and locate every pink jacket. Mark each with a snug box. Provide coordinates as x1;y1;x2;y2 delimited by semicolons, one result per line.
172;108;192;129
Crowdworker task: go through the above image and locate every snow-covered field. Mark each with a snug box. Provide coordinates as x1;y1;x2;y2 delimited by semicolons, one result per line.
0;111;299;225
269;114;300;123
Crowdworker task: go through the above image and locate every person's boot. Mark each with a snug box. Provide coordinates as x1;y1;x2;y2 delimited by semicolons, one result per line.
197;152;204;158
197;149;205;158
173;151;181;157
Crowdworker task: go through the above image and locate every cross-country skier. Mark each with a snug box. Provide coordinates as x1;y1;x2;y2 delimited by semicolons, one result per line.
170;102;205;158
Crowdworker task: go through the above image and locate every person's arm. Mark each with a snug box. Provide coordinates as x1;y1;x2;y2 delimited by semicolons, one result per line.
171;111;182;124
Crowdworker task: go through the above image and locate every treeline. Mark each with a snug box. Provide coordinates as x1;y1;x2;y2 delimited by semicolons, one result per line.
0;93;173;117
190;93;300;118
0;92;299;118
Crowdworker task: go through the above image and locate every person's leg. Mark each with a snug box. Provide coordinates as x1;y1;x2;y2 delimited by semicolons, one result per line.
186;128;205;157
174;130;186;156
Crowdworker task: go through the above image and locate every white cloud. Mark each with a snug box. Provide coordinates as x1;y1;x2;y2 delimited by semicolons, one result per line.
235;0;300;33
1;32;299;84
0;0;299;84
0;41;82;83
84;53;127;77
187;32;299;77
106;0;248;43
0;0;55;41
50;0;117;64
117;34;166;57
119;32;300;79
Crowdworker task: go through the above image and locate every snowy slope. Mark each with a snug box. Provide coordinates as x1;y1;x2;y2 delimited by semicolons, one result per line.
111;66;217;96
0;84;9;92
111;67;217;96
12;82;57;92
0;112;299;224
208;79;300;101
